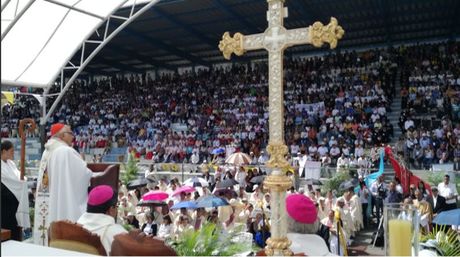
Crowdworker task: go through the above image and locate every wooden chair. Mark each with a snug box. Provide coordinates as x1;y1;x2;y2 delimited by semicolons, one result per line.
87;163;120;192
48;220;106;256
111;231;177;256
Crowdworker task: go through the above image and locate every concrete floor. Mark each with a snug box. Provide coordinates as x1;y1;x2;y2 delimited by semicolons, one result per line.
348;225;385;256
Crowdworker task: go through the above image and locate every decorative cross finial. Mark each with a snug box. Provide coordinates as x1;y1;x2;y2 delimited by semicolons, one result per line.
218;32;245;60
309;17;345;49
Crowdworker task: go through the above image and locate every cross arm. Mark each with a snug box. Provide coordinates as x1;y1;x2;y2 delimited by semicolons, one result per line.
218;32;265;60
286;17;345;49
308;17;345;49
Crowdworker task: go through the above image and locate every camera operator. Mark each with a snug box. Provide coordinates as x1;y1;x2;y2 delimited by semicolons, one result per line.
370;175;387;225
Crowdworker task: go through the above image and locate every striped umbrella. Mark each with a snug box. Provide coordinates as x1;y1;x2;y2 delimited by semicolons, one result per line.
225;152;252;166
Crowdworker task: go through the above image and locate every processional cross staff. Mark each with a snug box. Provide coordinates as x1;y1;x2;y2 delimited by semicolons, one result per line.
218;0;344;255
19;118;37;180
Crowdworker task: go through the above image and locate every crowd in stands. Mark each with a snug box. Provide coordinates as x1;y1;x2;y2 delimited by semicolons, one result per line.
396;41;460;170
2;46;399;167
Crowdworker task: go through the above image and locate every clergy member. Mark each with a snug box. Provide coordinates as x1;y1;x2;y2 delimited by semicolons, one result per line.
33;123;93;245
78;185;127;255
1;140;30;240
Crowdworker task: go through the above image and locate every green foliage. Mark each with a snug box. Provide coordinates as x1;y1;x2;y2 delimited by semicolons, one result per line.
322;171;350;196
428;172;460;195
122;224;134;232
120;152;139;185
168;222;257;256
427;172;445;187
420;225;460;256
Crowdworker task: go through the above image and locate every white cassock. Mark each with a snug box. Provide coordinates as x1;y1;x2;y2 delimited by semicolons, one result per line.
77;212;127;255
335;207;354;239
348;195;363;231
33;138;92;245
1;160;30;228
321;217;347;256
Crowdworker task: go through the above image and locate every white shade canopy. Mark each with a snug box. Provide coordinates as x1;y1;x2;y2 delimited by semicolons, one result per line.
1;0;129;88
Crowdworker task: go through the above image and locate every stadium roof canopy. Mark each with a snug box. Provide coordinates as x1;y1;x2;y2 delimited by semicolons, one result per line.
1;0;156;88
86;0;460;74
2;0;460;88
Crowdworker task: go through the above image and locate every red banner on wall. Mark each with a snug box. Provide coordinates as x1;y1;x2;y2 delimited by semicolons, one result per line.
385;146;432;196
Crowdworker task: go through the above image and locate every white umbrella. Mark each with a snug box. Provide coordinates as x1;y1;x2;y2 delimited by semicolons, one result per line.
225;152;252;166
183;177;209;187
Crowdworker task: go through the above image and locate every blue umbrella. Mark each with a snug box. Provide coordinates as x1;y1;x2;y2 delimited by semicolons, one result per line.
196;195;229;208
433;208;460;226
212;148;225;155
170;201;198;210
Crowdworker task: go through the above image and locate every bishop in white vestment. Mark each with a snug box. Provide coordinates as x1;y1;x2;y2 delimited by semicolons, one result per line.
33;123;92;245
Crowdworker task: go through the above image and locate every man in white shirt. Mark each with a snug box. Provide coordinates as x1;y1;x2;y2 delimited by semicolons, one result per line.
437;174;458;210
78;185;127;255
317;143;329;158
298;151;308;178
258;151;268;165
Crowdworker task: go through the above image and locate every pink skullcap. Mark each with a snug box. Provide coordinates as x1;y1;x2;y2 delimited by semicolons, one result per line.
88;185;114;206
50;123;65;136
286;193;317;224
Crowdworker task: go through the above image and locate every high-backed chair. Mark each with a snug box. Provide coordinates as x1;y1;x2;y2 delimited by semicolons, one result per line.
48;220;106;256
111;232;177;256
87;164;120;193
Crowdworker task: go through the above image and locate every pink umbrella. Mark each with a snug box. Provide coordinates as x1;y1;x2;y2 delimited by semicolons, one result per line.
142;190;169;201
172;185;195;196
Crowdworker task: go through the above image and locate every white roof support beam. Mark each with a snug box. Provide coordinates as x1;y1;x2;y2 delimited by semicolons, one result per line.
43;0;161;125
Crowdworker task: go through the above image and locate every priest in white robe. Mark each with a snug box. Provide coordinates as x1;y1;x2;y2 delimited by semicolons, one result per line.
345;188;363;232
1;140;30;240
335;197;354;239
77;185;127;255
33;123;93;245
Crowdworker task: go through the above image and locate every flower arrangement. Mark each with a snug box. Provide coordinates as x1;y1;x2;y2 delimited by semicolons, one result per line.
168;222;258;256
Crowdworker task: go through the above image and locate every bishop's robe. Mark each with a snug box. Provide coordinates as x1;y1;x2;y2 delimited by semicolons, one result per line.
33;138;92;245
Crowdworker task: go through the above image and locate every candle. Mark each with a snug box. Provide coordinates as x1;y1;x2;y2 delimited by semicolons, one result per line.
388;219;412;256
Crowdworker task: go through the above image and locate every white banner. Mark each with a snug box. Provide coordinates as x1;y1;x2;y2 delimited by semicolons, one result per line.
294;101;326;116
304;161;321;180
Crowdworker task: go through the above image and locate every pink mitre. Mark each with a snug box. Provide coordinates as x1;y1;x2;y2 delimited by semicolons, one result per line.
88;185;114;206
286;193;317;224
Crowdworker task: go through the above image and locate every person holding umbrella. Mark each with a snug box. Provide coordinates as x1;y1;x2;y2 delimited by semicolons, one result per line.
173;207;193;226
191;207;208;230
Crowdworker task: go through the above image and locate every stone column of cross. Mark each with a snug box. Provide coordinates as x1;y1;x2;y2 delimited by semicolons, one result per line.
219;0;344;255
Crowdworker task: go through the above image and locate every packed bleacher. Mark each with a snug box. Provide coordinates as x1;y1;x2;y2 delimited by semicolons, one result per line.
2;47;402;168
397;41;460;169
2;41;460;256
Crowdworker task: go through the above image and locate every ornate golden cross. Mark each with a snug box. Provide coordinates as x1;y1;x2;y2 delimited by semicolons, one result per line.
218;0;344;255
